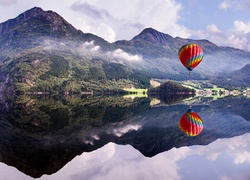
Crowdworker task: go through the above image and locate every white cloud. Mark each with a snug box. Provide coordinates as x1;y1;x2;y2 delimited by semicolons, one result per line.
110;124;141;137
112;49;142;62
218;0;250;11
203;133;250;164
68;143;184;180
83;40;94;47
228;34;248;50
219;0;231;10
207;24;221;33
69;0;249;51
26;133;250;180
81;40;101;52
226;20;250;50
192;21;250;51
71;0;189;41
191;25;225;46
100;23;116;42
78;18;116;42
91;45;100;52
234;151;250;164
91;134;100;140
207;152;221;161
233;20;250;34
0;0;249;52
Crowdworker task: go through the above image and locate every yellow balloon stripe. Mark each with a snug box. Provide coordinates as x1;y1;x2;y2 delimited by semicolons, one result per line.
178;44;194;56
187;56;203;67
187;113;203;124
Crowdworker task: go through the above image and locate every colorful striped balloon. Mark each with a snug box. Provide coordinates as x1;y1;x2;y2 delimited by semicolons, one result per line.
179;109;203;136
178;44;204;71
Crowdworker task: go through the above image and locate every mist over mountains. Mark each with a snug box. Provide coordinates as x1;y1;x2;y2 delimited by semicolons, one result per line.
0;7;249;94
212;64;250;88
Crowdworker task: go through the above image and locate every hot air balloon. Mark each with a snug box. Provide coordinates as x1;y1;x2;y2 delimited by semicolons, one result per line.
179;109;203;136
178;44;204;73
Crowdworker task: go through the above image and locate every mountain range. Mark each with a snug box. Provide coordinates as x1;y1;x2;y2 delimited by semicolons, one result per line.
0;7;249;94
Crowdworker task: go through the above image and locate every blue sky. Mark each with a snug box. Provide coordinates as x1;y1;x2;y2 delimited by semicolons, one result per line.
0;0;250;51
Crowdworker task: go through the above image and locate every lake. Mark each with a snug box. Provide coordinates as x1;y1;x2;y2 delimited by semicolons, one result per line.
0;94;250;180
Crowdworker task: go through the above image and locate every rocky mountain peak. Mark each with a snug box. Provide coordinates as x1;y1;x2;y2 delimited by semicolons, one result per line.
131;27;175;46
21;6;44;17
0;7;80;38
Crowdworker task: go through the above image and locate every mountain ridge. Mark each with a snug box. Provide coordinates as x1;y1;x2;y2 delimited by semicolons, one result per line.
131;27;176;45
0;7;80;38
212;63;250;89
131;27;218;49
0;7;249;94
1;7;248;53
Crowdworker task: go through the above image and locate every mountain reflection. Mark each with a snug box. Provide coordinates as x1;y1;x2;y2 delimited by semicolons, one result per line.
0;95;250;178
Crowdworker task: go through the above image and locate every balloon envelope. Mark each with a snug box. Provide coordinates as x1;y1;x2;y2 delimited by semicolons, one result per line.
178;44;203;71
179;109;203;136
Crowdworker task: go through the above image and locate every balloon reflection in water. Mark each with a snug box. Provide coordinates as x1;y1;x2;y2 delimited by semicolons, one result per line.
179;109;203;136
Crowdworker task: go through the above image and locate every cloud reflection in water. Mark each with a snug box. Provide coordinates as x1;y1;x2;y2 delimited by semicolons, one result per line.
32;132;250;180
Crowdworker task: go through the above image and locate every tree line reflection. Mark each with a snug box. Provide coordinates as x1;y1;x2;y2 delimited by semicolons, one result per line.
0;94;250;178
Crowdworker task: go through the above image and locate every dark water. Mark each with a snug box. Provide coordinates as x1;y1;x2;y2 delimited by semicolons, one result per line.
0;94;250;180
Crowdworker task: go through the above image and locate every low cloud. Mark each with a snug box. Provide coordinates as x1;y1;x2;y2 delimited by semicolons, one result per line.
79;41;143;62
112;49;142;62
81;40;101;52
108;124;142;137
83;40;94;47
91;45;100;52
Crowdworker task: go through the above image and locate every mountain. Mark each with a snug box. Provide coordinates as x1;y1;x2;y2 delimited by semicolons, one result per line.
0;7;149;94
0;7;110;48
0;7;79;38
1;95;250;177
131;27;177;47
0;7;249;94
212;64;250;89
130;27;217;54
115;27;250;79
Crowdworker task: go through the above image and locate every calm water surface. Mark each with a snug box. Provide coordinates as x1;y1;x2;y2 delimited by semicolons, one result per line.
0;95;250;180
